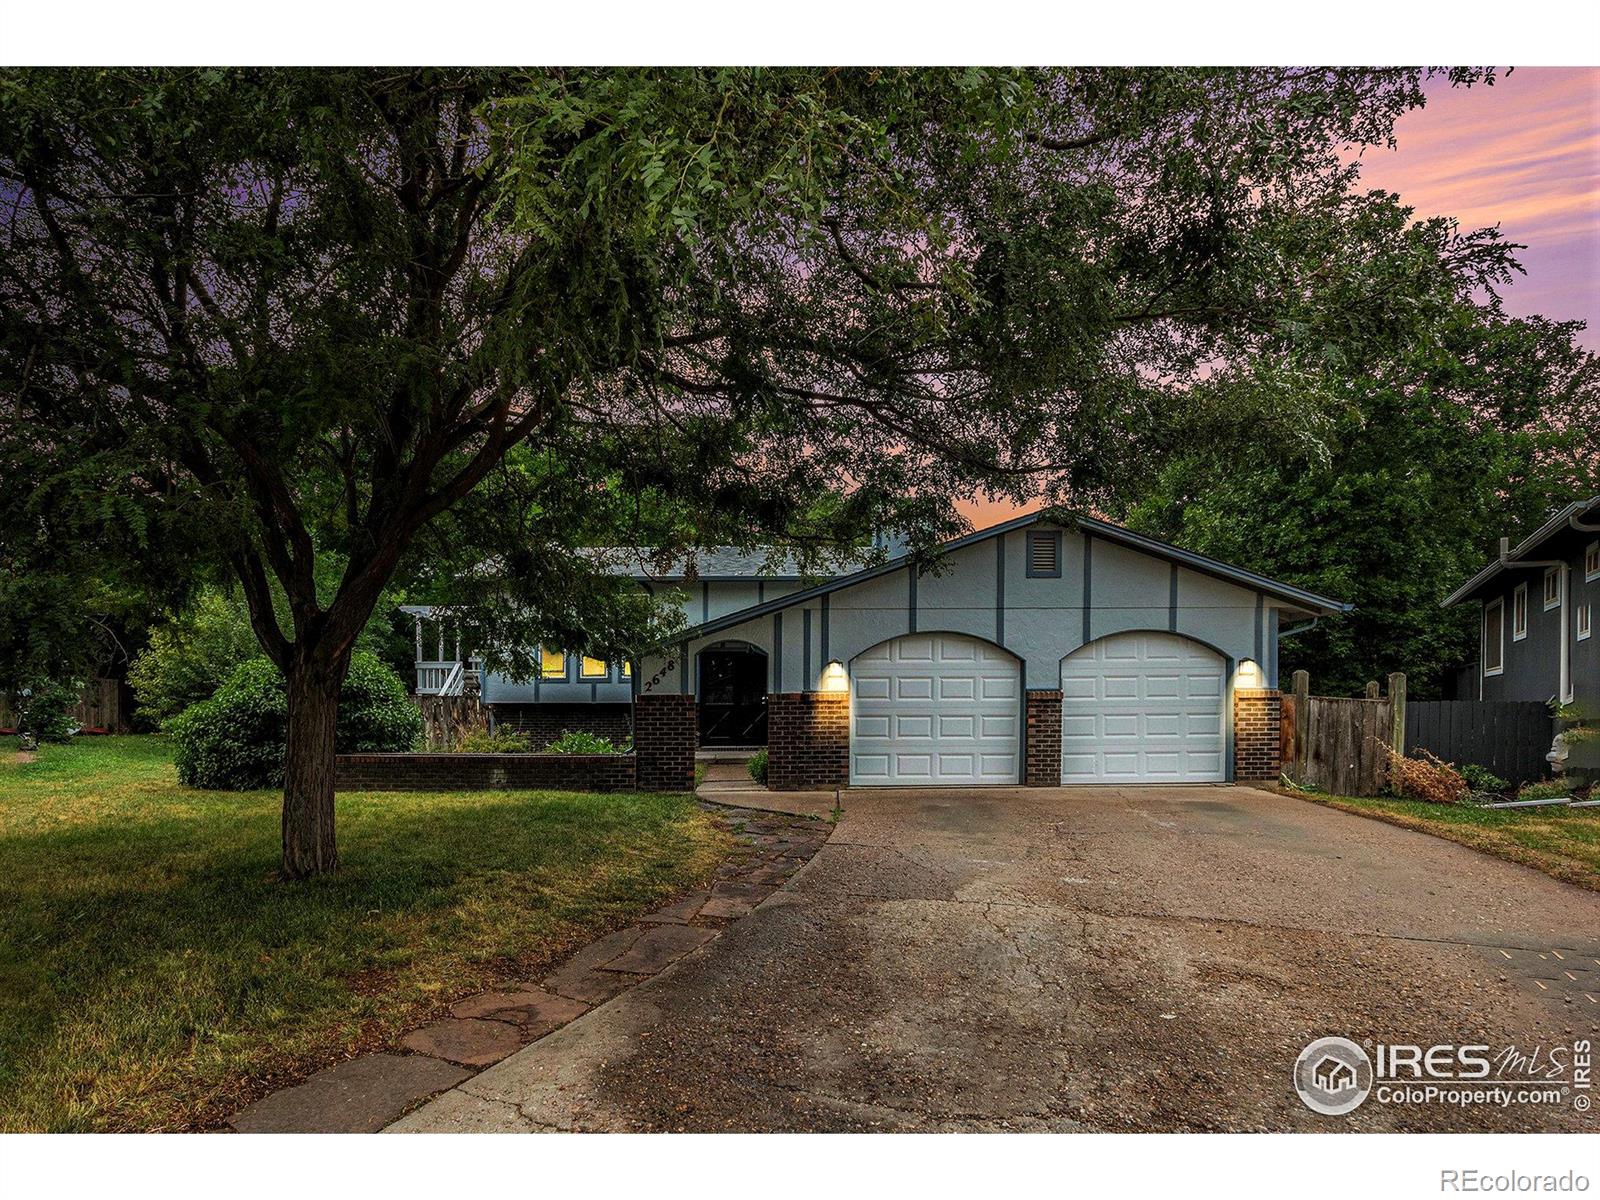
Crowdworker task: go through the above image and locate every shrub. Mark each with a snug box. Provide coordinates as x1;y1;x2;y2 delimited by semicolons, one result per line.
458;729;532;753
543;730;630;754
170;652;422;789
127;588;258;727
15;679;80;743
747;747;769;786
1385;747;1467;804
1460;764;1509;795
1517;778;1572;802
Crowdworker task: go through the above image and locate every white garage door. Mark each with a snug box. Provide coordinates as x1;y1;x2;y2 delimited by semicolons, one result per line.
850;634;1021;786
1060;632;1225;783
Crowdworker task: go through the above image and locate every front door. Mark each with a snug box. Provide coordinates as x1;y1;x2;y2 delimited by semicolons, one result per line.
698;648;768;746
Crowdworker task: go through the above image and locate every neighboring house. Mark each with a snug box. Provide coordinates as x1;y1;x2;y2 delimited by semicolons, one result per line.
1441;495;1600;776
408;509;1349;789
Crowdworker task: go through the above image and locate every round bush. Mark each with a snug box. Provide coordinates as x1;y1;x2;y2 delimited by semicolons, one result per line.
171;652;422;790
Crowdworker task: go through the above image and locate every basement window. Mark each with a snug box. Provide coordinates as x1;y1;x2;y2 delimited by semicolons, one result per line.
1025;529;1062;578
1544;566;1561;610
1483;599;1504;677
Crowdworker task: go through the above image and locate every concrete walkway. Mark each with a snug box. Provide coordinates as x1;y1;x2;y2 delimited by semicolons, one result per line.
696;759;839;818
390;785;1600;1132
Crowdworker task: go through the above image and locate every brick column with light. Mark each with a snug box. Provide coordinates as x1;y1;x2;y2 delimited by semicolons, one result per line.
767;692;850;791
1233;688;1283;782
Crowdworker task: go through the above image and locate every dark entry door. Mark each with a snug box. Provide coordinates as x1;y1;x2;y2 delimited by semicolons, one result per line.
698;648;768;746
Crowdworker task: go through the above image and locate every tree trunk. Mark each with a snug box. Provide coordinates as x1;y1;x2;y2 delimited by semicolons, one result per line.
281;655;347;879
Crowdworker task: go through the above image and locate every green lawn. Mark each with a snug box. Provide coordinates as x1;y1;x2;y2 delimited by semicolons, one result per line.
0;736;726;1132
1310;793;1600;891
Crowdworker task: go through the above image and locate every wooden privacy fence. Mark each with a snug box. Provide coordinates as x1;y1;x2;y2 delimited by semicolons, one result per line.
0;677;127;733
1281;671;1405;797
1404;701;1554;785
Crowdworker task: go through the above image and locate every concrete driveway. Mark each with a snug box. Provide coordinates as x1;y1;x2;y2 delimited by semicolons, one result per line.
391;786;1600;1132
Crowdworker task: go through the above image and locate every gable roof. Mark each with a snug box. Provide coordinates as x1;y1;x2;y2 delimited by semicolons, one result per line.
1441;495;1600;608
680;507;1350;641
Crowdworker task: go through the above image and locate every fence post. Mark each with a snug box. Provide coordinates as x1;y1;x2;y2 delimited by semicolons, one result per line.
1365;680;1380;700
1291;669;1311;782
1387;672;1407;754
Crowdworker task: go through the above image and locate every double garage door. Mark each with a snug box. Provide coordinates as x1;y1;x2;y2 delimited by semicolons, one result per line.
849;631;1224;787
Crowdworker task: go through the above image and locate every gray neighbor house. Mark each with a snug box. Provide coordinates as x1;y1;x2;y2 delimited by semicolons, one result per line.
408;508;1351;791
1442;495;1600;779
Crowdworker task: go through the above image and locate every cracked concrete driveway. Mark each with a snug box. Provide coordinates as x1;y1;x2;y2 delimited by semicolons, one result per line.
390;785;1600;1132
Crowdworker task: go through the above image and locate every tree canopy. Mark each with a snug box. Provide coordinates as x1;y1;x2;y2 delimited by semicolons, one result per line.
1;66;1520;873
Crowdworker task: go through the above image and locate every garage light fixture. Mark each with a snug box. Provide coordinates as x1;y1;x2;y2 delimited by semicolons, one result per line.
820;660;848;692
1236;659;1263;688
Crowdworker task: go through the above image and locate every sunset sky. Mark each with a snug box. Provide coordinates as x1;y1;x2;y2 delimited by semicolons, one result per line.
1359;66;1599;349
959;66;1600;527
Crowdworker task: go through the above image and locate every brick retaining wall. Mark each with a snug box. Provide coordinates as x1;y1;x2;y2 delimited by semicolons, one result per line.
767;692;850;791
335;752;636;792
634;693;698;791
1024;689;1063;786
1233;688;1283;782
490;702;632;748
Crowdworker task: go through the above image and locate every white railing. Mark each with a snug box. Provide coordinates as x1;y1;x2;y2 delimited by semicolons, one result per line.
416;661;459;695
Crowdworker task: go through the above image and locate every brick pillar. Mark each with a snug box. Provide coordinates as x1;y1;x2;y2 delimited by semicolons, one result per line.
634;693;697;791
767;692;850;791
1025;689;1063;786
1233;688;1283;782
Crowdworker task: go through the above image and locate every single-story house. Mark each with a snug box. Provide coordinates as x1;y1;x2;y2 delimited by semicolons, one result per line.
1442;494;1600;776
408;509;1349;791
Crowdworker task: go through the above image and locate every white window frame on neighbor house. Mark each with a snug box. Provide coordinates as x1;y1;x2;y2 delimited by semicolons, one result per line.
1580;603;1593;642
1482;597;1504;678
1543;565;1561;610
1587;541;1600;582
538;648;567;680
579;655;609;680
1512;582;1528;640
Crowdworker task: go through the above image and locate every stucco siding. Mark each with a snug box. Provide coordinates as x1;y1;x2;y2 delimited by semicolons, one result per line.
638;521;1282;700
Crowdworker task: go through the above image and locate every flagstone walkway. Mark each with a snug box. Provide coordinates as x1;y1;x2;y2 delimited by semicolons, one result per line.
228;803;832;1133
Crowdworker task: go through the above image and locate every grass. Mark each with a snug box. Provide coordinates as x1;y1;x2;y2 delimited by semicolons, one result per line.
1306;791;1600;892
0;736;727;1132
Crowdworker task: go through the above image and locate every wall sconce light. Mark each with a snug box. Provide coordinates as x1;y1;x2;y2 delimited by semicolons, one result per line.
820;660;848;692
1236;659;1263;688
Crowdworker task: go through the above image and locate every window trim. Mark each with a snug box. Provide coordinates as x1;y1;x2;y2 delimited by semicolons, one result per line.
1543;565;1561;611
1024;529;1062;579
1579;603;1593;643
1483;598;1505;677
579;655;610;681
538;648;568;681
1587;541;1599;582
1511;582;1528;641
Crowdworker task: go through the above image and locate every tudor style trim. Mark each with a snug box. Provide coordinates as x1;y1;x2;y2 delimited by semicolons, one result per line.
678;508;1350;643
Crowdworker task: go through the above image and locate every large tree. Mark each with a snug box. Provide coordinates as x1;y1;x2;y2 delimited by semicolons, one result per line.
1115;304;1599;697
1;67;1506;876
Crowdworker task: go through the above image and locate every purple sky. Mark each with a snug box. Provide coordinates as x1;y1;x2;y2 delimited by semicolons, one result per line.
1357;66;1600;351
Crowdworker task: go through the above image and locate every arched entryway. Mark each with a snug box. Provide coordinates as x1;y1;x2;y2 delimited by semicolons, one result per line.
848;632;1022;786
1059;631;1226;783
696;641;768;746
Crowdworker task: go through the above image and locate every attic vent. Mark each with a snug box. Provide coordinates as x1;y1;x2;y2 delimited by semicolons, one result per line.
1026;530;1061;578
